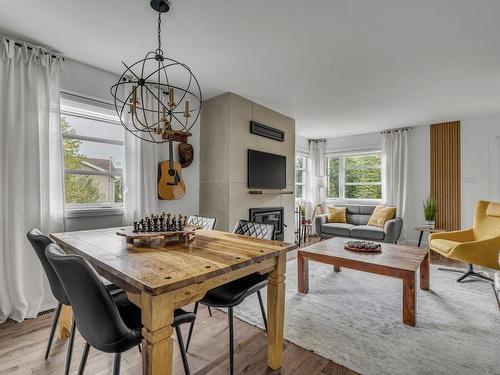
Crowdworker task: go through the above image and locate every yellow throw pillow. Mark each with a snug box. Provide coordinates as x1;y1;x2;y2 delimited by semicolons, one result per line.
368;206;397;228
327;207;347;223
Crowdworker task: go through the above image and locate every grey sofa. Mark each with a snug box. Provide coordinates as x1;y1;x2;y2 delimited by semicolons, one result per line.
315;204;403;243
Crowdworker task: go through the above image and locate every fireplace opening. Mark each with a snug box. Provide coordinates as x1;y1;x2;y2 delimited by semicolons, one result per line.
249;207;284;241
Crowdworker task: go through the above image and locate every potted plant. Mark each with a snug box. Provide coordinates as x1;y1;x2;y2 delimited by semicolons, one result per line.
423;196;437;229
299;204;306;224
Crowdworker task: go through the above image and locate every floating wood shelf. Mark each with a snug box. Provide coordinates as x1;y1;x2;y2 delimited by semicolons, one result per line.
249;190;294;195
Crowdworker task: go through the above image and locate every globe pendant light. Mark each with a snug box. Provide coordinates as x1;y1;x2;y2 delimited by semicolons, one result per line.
110;0;202;143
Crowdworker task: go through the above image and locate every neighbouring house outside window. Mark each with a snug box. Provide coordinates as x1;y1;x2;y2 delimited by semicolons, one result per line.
60;93;124;212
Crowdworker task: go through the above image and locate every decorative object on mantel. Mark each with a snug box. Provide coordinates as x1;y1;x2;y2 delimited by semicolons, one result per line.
116;212;200;244
344;240;382;253
249;121;285;142
423;196;437;229
110;0;202;145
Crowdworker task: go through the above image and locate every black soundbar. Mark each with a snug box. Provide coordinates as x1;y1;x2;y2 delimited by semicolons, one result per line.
250;121;285;142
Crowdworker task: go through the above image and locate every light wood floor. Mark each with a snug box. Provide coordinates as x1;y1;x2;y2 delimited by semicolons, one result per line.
1;238;489;375
0;305;356;375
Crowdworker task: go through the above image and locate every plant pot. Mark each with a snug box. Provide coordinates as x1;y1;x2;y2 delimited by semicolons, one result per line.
424;220;435;229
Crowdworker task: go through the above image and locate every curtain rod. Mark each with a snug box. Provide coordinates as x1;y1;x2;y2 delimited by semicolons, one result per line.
1;36;64;61
381;127;412;134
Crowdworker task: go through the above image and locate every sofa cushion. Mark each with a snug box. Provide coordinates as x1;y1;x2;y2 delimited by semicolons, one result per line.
327;207;347;223
350;225;385;240
368;206;397;228
321;223;354;236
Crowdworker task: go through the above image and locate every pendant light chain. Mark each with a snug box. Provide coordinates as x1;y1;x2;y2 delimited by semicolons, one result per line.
157;12;162;53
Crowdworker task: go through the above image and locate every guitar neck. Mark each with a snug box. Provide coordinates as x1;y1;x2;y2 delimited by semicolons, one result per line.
169;140;174;166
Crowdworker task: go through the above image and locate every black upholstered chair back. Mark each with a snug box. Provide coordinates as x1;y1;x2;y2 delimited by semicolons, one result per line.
187;215;217;230
27;229;69;305
232;220;275;240
45;244;137;353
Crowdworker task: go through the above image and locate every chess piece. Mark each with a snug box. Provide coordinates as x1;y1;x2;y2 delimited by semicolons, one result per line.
133;221;139;233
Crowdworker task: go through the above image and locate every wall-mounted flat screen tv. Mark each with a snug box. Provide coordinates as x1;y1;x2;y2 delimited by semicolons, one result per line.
248;149;286;189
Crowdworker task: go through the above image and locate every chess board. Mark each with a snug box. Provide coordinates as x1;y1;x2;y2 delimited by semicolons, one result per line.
117;225;199;244
117;212;200;245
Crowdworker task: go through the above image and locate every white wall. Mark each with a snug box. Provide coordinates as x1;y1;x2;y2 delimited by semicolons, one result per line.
296;135;309;153
325;132;381;154
461;114;500;227
61;59;200;231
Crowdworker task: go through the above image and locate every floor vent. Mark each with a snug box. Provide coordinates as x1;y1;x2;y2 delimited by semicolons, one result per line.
37;308;55;317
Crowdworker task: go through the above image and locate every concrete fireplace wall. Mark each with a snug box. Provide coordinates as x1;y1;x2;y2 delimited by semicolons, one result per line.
199;92;296;242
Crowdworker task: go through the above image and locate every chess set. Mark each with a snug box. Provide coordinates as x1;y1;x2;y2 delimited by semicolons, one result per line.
116;213;199;245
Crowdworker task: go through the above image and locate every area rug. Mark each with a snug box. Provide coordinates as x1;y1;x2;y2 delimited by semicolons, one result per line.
233;261;499;375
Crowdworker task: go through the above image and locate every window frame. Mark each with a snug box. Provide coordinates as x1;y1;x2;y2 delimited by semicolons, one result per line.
295;152;309;202
60;93;125;215
325;149;383;204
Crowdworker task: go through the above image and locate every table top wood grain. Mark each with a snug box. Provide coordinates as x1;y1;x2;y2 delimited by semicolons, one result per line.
50;227;296;296
299;237;428;272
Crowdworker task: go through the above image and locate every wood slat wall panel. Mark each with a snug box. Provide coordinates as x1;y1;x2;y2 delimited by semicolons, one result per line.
430;121;461;231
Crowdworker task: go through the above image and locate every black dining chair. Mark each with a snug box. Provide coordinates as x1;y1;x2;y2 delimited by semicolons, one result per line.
27;229;122;375
45;243;195;375
27;229;84;375
185;220;275;375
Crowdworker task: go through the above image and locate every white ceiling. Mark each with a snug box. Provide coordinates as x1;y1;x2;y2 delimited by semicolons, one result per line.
1;0;500;138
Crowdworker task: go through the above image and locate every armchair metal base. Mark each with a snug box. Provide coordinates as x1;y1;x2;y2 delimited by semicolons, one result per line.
438;263;493;283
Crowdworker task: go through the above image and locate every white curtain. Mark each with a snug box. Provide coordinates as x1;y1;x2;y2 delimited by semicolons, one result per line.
382;128;411;241
122;85;160;224
0;38;64;322
308;139;326;233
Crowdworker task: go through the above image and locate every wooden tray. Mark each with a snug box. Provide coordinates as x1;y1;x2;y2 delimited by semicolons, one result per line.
117;225;199;245
344;244;382;253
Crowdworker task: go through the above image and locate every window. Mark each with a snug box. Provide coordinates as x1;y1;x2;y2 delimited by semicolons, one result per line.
326;152;382;201
295;154;308;200
61;94;124;211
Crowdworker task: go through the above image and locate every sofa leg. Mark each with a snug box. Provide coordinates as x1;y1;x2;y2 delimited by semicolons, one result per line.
333;266;341;272
438;264;493;283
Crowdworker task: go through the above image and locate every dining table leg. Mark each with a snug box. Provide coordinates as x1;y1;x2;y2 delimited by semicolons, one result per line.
141;292;174;375
267;253;286;370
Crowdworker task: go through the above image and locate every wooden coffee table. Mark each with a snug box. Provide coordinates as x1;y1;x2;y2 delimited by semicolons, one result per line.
297;237;430;326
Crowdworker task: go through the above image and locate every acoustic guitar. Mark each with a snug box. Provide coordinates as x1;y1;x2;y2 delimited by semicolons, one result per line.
158;140;186;200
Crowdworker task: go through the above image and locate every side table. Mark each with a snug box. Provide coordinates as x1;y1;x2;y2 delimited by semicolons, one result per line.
415;226;446;247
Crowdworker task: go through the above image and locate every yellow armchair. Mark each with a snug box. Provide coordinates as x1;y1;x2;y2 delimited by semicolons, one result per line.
429;200;500;282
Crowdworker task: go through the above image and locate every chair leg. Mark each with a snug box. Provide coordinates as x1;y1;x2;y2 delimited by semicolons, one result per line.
64;317;76;375
257;291;268;332
77;343;90;375
439;263;493;283
113;353;121;375
175;325;191;375
185;302;198;352
45;302;62;359
137;344;142;353
208;306;213;317
228;307;234;375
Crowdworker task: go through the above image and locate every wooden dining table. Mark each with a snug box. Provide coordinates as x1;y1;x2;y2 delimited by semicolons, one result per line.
50;227;296;375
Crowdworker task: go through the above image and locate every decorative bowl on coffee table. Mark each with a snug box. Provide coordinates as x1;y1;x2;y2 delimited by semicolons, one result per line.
344;240;382;253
